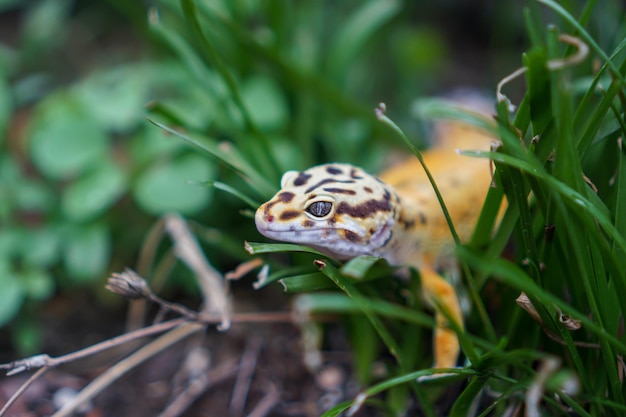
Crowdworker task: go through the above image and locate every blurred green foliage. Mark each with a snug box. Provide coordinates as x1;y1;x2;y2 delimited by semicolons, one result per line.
1;0;626;415
0;0;501;346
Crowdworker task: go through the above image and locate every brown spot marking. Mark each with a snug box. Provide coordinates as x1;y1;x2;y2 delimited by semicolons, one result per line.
363;186;373;194
343;230;361;242
303;219;315;228
419;212;427;225
305;178;355;194
326;166;343;175
399;215;415;230
323;187;356;195
336;199;391;219
350;168;364;180
263;200;276;216
277;191;295;203
279;210;300;221
293;172;312;186
327;215;338;225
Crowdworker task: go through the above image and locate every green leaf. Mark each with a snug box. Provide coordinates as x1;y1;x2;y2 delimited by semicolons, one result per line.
0;73;11;141
411;98;497;133
245;241;329;258
133;153;215;215
15;179;55;212
73;64;151;132
319;401;352;417
20;227;61;267
0;260;26;327
0;228;22;258
279;273;334;292
129;125;185;166
62;160;127;221
449;375;490;417
326;0;401;79
340;255;381;279
11;317;41;355
63;224;110;282
22;0;71;51
200;180;259;209
317;261;403;364
240;75;289;131
29;93;109;180
146;119;276;196
21;267;55;301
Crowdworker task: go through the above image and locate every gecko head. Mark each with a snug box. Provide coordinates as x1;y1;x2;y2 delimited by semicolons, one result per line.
255;163;400;260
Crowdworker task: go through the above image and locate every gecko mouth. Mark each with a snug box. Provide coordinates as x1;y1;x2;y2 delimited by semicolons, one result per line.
257;226;344;241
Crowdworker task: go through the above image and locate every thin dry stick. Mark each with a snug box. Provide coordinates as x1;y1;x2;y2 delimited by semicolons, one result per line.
0;319;187;377
52;322;207;417
0;311;307;380
526;356;562;417
0;367;48;416
230;338;262;414
246;384;280;417
157;358;240;417
5;214;232;416
165;213;231;329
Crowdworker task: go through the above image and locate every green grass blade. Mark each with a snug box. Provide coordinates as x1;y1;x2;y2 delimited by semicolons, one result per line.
146;118;276;196
317;261;404;364
244;241;329;258
198;180;259;209
326;0;401;80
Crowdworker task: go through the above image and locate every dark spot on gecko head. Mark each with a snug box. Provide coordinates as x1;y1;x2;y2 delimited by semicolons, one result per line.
336;199;392;218
305;178;355;193
343;230;361;242
303;219;315;228
263;200;276;216
326;166;343;175
383;190;391;201
419;212;427;225
350;168;363;180
327;215;337;225
363;186;373;194
279;210;300;221
293;172;312;186
323;187;356;195
277;191;295;203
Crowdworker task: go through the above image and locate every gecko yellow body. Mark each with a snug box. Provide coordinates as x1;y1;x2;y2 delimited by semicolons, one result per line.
255;121;497;369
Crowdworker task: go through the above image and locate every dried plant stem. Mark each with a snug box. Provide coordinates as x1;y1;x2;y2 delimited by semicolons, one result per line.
0;319;187;377
52;322;206;417
0;367;48;416
164;213;231;329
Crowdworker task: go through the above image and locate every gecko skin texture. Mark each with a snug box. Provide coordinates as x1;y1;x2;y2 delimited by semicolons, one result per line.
255;121;499;370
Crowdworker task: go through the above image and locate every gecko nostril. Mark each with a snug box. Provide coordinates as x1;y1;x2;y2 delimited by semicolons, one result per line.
267;215;274;222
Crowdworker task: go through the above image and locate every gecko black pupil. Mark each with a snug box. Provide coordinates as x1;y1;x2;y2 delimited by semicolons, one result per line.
306;201;332;217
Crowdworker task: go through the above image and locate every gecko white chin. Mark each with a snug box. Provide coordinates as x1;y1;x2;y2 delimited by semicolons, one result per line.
256;226;371;260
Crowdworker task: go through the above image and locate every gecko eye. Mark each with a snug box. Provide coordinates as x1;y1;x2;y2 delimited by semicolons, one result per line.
306;201;333;218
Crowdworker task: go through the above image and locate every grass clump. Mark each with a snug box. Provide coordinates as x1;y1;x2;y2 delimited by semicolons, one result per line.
148;0;626;415
2;0;626;415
